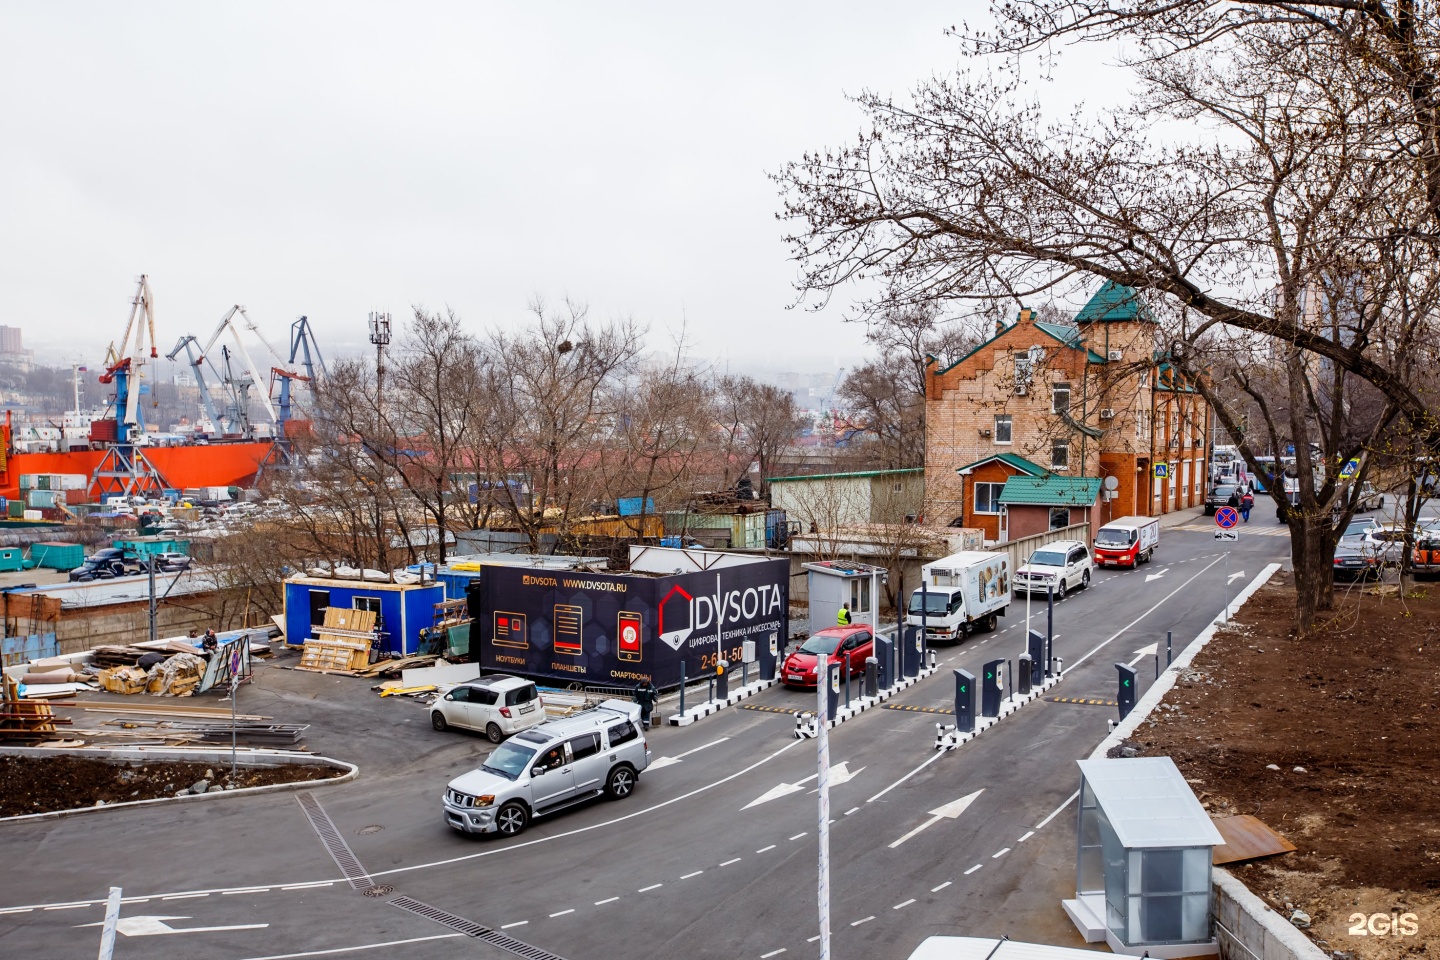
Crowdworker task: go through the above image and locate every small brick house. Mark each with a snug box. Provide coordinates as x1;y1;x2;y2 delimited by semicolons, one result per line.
924;283;1211;542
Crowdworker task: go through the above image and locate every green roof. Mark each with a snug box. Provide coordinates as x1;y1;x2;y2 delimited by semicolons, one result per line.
954;452;1046;476
998;475;1103;507
1076;281;1154;324
767;467;923;484
935;314;1100;377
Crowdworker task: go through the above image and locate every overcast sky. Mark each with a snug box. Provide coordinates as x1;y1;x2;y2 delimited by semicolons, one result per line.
0;3;1113;376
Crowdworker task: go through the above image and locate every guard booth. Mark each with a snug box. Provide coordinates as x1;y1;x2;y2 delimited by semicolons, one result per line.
1063;756;1223;958
802;560;885;634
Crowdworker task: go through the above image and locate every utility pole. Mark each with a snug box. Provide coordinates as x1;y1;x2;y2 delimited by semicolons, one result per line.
147;554;157;646
368;311;391;412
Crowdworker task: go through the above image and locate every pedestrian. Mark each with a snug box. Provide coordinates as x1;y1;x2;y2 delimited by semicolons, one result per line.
1240;489;1254;522
633;678;658;730
836;603;851;626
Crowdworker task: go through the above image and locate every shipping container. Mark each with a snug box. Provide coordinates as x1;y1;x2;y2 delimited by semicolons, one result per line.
0;547;24;572
30;541;84;570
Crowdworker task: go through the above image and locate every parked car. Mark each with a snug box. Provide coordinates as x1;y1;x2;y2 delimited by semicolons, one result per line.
1413;534;1440;580
442;700;649;836
1204;483;1244;516
781;625;875;688
1332;539;1380;581
431;675;545;742
1354;482;1386;512
153;552;193;572
68;549;127;582
1015;540;1093;598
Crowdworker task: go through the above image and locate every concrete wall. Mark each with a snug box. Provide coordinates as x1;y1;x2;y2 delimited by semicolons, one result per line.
54;596;220;655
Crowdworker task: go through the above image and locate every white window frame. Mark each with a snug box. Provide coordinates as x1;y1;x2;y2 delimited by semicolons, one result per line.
974;481;1006;515
1052;382;1071;415
1051;440;1070;471
994;415;1013;444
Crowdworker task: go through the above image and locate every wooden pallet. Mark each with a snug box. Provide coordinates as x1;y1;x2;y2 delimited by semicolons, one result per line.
298;607;379;673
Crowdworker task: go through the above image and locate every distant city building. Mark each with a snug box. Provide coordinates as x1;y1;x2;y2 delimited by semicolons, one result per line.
0;326;36;370
172;372;196;387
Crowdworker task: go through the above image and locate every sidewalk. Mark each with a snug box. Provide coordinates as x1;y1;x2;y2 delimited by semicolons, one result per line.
1157;504;1205;529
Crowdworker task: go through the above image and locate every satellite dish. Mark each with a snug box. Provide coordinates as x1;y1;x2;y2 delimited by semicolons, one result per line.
1104;475;1120;491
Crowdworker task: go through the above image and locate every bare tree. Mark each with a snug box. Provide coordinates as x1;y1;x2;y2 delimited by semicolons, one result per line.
712;374;805;494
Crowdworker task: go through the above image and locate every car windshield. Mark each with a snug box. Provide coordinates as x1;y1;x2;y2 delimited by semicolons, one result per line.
1029;551;1065;567
799;633;844;655
909;591;951;615
481;742;537;781
1211;486;1236;498
1344;519;1373;537
1094;528;1136;547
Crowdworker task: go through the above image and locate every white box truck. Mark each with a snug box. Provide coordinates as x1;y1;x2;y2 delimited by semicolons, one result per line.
905;551;1010;643
1092;516;1160;568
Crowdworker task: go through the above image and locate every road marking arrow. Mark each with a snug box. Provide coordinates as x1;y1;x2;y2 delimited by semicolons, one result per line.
888;789;984;848
79;916;269;937
647;736;730;771
1126;642;1159;667
1227;570;1246;584
744;762;861;809
1145;568;1169;582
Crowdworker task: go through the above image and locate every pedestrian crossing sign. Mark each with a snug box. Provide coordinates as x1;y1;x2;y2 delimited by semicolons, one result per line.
1340;458;1359;479
1153;463;1169;478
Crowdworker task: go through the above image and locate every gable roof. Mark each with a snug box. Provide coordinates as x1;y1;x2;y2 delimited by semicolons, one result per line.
998;474;1103;507
1076;281;1154;324
934;312;1104;377
954;452;1047;476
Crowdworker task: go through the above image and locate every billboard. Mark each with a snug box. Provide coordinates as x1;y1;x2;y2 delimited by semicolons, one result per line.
478;558;788;688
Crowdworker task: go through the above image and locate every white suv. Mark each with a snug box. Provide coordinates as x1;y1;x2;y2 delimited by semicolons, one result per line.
431;675;545;743
1015;540;1093;598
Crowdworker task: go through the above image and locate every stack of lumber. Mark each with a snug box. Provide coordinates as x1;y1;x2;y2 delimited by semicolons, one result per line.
92;645;150;669
0;674;70;742
355;653;436;679
298;607;377;673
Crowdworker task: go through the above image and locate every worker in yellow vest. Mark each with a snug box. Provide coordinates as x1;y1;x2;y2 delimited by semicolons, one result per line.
837;603;852;626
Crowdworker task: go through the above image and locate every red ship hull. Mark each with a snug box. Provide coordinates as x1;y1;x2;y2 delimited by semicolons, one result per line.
0;442;273;501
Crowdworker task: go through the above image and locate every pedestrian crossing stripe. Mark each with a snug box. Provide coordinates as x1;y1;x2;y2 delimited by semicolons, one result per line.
739;704;799;714
1047;697;1120;706
1175;523;1290;537
882;704;953;715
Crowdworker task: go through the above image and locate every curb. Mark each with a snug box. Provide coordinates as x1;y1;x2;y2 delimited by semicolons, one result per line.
0;747;358;825
933;672;1066;750
667;677;778;726
792;667;938;738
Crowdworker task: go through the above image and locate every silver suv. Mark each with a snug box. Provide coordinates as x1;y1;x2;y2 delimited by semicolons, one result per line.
443;699;651;837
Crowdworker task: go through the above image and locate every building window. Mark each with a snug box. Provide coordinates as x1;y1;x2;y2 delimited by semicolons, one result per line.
1051;441;1070;471
994;415;1013;444
1052;382;1071;415
1137;411;1150;440
849;578;871;614
1049;507;1070;530
353;596;381;615
974;481;1006;515
1139;371;1150;388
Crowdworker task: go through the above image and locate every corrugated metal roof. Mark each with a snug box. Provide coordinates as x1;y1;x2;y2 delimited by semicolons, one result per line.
954;452;1046;476
1077;757;1224;848
767;467;923;484
1076;280;1155;324
998;475;1102;506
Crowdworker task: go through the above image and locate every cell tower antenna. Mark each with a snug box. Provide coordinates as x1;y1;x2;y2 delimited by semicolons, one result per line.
368;311;392;410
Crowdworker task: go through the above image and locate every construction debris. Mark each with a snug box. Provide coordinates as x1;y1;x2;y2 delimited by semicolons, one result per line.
298;607;377;673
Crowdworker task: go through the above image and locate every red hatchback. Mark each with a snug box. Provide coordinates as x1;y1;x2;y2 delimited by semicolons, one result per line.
781;625;874;688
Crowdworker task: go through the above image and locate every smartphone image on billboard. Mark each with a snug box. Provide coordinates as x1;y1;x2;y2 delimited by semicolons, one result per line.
617;611;642;662
554;604;584;655
492;611;529;649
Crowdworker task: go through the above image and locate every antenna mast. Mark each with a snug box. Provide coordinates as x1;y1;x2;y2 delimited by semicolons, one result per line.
368;311;392;411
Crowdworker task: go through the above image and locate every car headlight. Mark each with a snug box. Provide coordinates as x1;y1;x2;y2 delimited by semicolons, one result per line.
476;795;495;807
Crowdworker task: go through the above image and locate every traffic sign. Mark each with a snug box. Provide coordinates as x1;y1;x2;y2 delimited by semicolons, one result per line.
1215;506;1239;529
1153;462;1170;479
1214;530;1238;541
1340;458;1360;479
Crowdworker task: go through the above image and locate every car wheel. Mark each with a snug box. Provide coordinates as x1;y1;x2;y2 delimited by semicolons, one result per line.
1055;579;1066;600
495;801;529;836
486;722;504;744
606;765;636;800
1082;570;1091;589
986;612;998;632
431;712;448;732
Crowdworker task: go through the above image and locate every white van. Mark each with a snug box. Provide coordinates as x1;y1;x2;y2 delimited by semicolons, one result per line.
1092;516;1160;567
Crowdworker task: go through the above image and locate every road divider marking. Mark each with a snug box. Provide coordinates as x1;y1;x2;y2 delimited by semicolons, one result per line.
965;865;982;875
808;936;821;943
0;908;33;915
867;749;944;804
844;807;859;816
1035;790;1081;830
161;894;208;901
762;950;787;958
992;848;1010;858
549;909;574;917
230;933;466;960
595;897;619;906
720;858;741;867
502;921;529;929
43;904;88;910
638;884;663;893
1066;556;1225;672
223;887;271;894
789;832;807;840
894;899;916;909
931;881;952;892
756;845;776;853
681;871;703;880
1018;831;1034;842
851;916;875;926
280;882;333;891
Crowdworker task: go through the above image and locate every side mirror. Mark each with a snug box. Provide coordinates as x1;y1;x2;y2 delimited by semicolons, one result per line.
443;692;454;701
530;766;545;778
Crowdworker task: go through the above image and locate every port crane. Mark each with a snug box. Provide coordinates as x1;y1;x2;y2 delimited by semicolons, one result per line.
91;275;168;496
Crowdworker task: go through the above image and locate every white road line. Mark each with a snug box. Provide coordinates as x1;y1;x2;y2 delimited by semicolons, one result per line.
120;897;150;904
280;882;334;891
931;881;952;892
224;887;271;894
992;848;1011;858
762;950;787;958
681;871;704;879
675;737;732;759
231;933;465;960
0;908;33;915
965;864;982;875
894;899;916;909
720;858;741;866
43;904;87;911
808;936;822;943
1066;556;1225;672
756;845;776;853
866;749;944;804
844;807;859;816
639;883;663;892
1035;790;1081;830
162;893;209;900
789;832;807;840
1017;831;1035;842
502;921;529;929
595;897;620;905
549;909;574;917
851;916;875;926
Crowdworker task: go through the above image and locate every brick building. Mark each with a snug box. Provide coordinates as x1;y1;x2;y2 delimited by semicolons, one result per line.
924;283;1211;543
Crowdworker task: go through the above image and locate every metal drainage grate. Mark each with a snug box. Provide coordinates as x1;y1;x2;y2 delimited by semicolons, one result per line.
391;896;569;960
295;793;374;891
361;884;394;898
356;825;384;835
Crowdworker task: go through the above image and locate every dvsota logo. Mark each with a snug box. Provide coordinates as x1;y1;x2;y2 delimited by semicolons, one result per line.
656;578;784;651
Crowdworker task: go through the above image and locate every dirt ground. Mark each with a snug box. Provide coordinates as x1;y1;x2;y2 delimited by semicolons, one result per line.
1129;572;1440;960
0;756;342;816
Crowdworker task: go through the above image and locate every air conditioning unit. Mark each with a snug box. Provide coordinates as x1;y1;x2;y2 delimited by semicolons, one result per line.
980;428;992;437
1015;384;1028;395
1100;408;1116;419
1108;349;1124;361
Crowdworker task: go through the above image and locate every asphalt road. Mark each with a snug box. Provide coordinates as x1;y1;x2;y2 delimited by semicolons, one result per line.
0;505;1295;960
